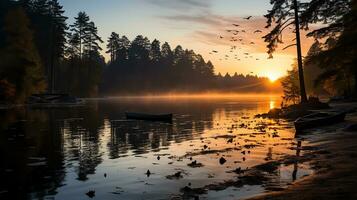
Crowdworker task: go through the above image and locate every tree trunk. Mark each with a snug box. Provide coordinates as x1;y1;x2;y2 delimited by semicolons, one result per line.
293;0;308;103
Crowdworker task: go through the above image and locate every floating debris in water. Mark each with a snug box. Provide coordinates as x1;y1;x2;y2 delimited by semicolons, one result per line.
219;157;227;165
233;167;243;174
146;170;151;177
86;190;95;198
166;171;183;180
188;160;204;168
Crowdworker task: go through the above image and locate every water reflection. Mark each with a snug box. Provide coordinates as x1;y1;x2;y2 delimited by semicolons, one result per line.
0;96;311;200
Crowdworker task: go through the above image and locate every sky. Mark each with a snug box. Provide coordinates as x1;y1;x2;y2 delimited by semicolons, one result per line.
59;0;315;81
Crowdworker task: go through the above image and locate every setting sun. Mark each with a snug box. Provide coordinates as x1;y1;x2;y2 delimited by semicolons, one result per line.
268;75;279;82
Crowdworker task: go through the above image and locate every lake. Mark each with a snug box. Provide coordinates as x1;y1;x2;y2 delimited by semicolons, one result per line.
0;95;312;200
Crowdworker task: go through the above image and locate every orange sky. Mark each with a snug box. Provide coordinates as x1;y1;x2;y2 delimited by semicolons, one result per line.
60;0;317;81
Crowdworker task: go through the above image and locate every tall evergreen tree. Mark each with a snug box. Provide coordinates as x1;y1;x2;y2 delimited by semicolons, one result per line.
150;39;161;62
116;36;130;61
83;21;103;60
70;11;90;58
160;42;173;67
106;32;120;63
128;35;151;61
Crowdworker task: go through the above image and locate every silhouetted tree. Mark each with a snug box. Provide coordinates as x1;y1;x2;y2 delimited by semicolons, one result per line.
264;0;307;103
116;36;130;62
59;12;104;97
106;32;120;63
128;35;151;61
305;0;357;96
150;39;161;62
281;61;300;105
70;12;90;58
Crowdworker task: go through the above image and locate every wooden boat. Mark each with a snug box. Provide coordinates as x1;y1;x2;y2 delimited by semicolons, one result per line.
125;112;173;122
294;111;346;132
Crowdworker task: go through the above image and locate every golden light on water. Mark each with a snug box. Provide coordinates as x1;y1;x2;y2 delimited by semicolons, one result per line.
270;100;276;110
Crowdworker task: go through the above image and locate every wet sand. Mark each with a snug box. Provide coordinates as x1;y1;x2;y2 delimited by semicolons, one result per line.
248;111;357;200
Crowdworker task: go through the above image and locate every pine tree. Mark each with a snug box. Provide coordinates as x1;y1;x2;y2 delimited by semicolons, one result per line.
83;21;103;60
48;0;68;59
70;11;90;58
106;32;120;63
128;35;151;61
116;36;130;61
150;39;161;62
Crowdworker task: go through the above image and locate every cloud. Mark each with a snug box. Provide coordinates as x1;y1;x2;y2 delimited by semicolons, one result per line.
159;13;224;27
161;13;269;49
147;0;212;11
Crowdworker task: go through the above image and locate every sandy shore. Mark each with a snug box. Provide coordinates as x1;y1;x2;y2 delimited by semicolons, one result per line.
247;110;357;200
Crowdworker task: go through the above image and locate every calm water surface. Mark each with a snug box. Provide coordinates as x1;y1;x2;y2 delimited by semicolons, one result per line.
0;96;312;200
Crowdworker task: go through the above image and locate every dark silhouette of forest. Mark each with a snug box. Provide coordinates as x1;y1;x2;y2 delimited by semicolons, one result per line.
0;0;275;103
101;34;274;94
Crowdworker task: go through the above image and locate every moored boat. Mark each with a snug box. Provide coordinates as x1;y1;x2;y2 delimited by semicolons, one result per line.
125;112;173;122
294;111;346;132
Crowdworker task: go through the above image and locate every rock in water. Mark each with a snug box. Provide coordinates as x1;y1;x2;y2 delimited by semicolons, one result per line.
219;157;226;165
146;170;151;177
174;171;181;178
86;190;95;198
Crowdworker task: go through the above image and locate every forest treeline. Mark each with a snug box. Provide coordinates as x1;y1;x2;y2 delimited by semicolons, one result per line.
101;34;274;94
1;0;355;103
0;0;274;103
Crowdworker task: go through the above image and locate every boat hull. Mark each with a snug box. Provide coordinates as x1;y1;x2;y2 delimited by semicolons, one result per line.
294;112;346;132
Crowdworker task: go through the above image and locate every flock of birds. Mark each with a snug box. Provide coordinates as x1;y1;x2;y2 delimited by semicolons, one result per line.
209;16;264;62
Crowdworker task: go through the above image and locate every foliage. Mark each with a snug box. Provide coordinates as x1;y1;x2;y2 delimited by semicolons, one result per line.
0;79;16;102
0;7;46;102
306;0;357;96
281;62;300;105
265;0;357;97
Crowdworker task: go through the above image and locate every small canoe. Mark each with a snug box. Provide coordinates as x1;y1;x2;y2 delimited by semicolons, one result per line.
125;112;173;122
294;111;346;132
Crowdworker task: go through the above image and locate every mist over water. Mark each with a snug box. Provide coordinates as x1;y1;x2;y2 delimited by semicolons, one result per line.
0;95;312;200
